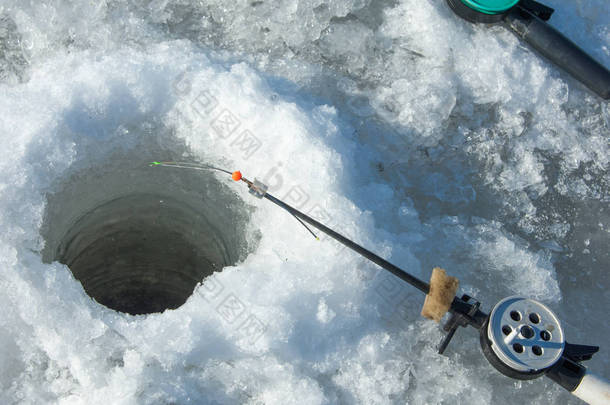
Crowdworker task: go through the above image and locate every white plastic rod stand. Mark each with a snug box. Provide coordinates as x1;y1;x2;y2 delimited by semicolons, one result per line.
573;370;610;405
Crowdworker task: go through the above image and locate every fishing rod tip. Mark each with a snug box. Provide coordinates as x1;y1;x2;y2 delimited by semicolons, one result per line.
232;171;242;181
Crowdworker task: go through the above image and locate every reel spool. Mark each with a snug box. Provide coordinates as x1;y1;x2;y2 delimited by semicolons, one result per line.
480;296;565;379
446;0;519;23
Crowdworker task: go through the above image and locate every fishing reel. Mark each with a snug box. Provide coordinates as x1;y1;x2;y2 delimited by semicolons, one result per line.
439;294;607;403
446;0;610;99
480;296;600;388
480;296;566;379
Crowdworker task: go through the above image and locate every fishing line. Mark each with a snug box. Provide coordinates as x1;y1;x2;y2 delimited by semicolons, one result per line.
149;161;233;175
150;163;319;239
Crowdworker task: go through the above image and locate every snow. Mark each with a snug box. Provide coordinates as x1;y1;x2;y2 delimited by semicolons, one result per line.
0;0;608;404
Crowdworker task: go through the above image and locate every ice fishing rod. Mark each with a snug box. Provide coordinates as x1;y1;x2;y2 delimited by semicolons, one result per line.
446;0;610;99
152;162;609;404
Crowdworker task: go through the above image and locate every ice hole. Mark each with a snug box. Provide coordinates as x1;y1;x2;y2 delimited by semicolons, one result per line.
41;152;254;315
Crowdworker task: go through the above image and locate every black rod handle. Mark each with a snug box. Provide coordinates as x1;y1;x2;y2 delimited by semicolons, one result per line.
504;7;610;99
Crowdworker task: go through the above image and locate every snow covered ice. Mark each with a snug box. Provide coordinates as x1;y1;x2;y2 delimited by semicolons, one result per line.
0;0;608;404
